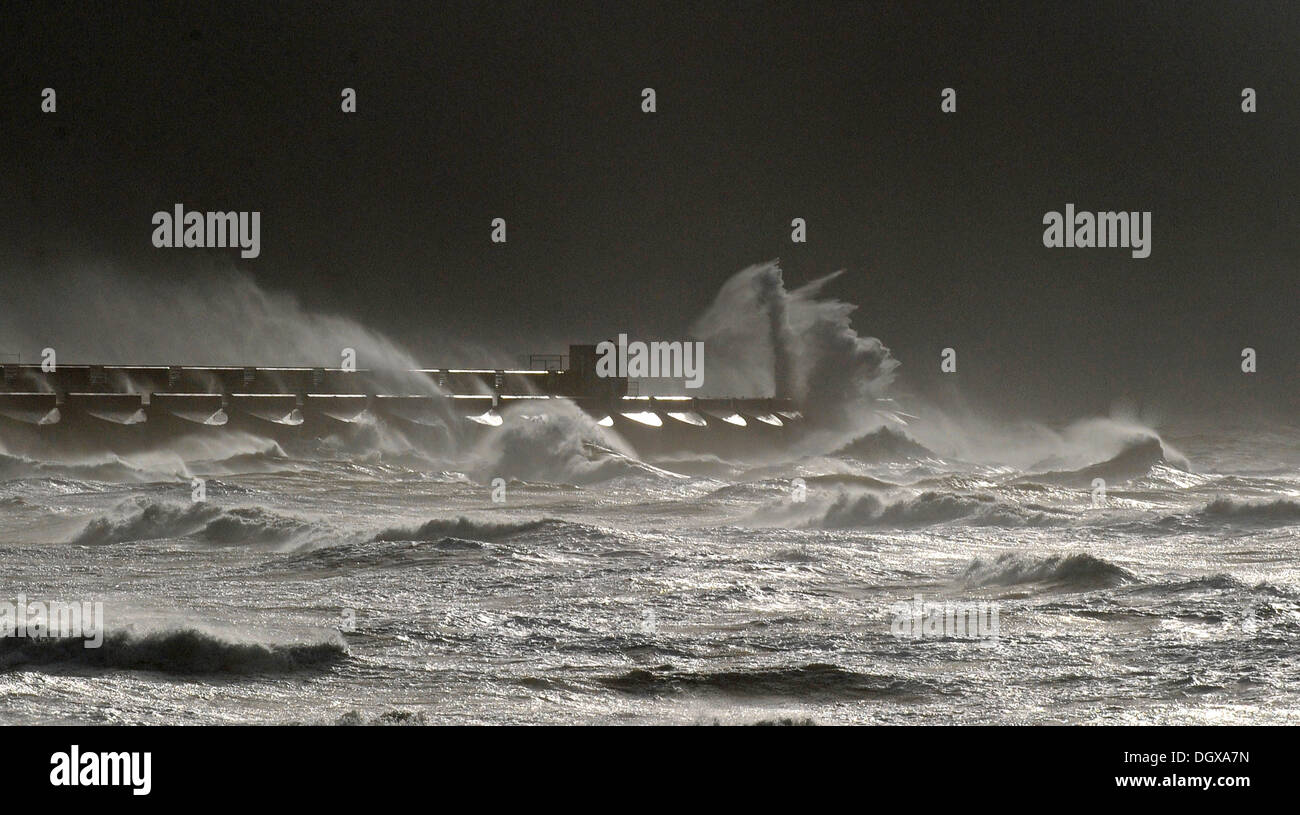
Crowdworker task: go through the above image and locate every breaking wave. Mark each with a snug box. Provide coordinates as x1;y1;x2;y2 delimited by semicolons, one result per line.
1197;497;1300;525
814;490;1074;529
1020;436;1187;487
959;552;1135;589
832;426;935;462
0;628;348;674
71;499;321;546
0;451;184;484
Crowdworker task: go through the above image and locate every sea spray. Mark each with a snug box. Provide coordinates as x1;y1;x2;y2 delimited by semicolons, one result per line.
690;260;898;437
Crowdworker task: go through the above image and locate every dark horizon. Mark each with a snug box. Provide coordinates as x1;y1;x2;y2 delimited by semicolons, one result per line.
3;0;1297;420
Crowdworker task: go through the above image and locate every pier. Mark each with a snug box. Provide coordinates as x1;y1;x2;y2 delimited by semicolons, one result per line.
0;345;799;436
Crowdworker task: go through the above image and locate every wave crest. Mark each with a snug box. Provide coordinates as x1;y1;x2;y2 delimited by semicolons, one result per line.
814;490;1072;528
832;426;934;462
72;499;319;546
0;628;347;674
959;552;1134;589
1021;436;1187;487
1198;497;1300;525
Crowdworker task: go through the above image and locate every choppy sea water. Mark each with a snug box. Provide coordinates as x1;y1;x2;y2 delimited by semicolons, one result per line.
1;414;1299;726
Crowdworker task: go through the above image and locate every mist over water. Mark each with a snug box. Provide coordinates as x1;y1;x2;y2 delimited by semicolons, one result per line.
1;264;421;370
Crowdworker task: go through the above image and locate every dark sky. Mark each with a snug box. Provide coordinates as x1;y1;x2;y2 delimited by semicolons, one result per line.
2;0;1296;418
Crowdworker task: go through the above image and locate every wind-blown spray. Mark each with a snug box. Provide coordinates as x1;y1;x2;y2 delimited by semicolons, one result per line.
690;260;898;438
